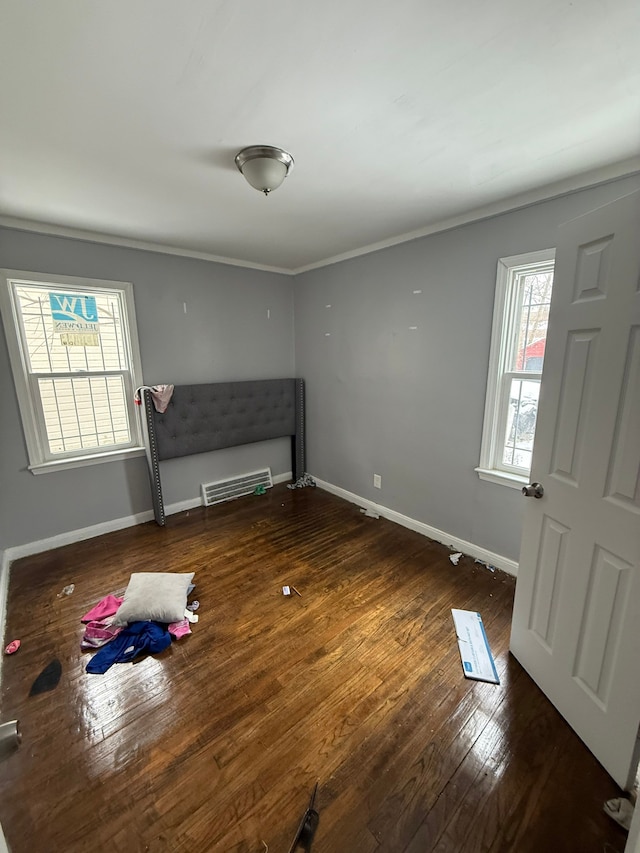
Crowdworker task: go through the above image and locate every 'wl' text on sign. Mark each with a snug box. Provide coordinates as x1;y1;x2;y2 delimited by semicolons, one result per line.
49;293;100;345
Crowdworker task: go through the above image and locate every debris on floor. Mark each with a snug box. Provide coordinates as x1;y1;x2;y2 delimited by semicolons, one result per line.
168;619;191;639
291;586;302;597
80;594;126;649
474;558;496;572
451;609;499;684
4;639;20;655
86;621;171;675
81;594;123;622
57;583;75;597
30;659;62;696
449;553;462;566
282;586;291;596
360;507;380;519
604;797;634;830
0;720;21;757
287;473;316;490
288;782;320;853
81;620;123;650
81;573;199;673
253;484;267;496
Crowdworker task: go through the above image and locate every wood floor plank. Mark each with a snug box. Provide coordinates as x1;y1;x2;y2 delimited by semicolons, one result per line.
0;485;626;852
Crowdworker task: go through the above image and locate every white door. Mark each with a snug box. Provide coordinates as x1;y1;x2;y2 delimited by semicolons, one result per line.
510;190;640;790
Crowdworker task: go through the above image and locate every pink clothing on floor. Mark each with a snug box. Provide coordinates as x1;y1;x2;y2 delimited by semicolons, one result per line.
81;619;123;650
81;595;124;623
168;619;191;639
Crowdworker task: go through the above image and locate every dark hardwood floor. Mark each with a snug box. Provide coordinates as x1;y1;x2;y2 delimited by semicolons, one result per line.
0;485;628;852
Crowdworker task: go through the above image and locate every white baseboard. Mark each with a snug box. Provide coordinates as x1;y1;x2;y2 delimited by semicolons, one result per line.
312;476;518;577
0;471;510;649
5;508;156;565
0;551;10;651
165;497;202;515
2;470;294;569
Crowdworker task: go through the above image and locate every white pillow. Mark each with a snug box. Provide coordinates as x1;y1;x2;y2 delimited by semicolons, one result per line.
112;572;195;626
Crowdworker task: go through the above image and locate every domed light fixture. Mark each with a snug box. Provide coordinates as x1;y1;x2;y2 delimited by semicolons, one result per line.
235;145;294;196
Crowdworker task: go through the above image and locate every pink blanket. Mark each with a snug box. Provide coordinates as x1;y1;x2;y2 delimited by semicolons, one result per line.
81;592;189;650
81;594;124;623
81;619;123;650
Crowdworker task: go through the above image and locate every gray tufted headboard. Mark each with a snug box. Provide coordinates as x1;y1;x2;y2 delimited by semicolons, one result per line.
142;378;305;525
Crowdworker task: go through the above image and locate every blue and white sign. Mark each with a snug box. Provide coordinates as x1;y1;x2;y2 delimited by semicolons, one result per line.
49;292;100;346
451;609;500;684
50;292;98;325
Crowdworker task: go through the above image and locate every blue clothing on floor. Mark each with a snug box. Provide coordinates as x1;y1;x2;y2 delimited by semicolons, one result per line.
86;620;171;674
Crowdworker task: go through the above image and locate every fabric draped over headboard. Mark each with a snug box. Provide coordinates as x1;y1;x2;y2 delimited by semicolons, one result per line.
142;378;305;526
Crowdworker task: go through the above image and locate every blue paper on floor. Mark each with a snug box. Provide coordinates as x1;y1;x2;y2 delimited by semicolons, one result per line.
451;609;499;684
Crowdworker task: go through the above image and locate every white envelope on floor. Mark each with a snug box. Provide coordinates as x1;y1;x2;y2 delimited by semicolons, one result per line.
451;609;500;684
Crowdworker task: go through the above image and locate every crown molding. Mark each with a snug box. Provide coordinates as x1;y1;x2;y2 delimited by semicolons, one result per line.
1;158;638;276
0;216;294;276
291;158;640;274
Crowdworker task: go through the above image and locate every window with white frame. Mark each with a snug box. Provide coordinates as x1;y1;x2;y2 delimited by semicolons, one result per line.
476;249;555;488
1;270;144;473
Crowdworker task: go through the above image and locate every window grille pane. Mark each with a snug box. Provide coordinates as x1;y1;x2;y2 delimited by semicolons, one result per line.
510;271;553;372
38;376;131;455
14;285;129;374
3;272;142;468
502;378;540;471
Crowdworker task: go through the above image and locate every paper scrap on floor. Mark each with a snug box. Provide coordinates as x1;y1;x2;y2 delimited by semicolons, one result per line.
451;609;499;684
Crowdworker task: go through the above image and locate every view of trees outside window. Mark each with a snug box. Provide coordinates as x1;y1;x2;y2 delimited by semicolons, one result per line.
502;270;553;471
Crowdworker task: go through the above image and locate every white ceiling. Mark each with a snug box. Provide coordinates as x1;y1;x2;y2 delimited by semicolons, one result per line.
1;0;639;273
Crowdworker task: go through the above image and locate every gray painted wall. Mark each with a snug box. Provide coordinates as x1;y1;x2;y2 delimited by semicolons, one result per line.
0;229;294;550
294;175;640;563
2;175;639;560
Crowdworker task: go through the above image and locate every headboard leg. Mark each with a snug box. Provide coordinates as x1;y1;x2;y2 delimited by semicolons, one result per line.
143;389;166;526
294;378;306;481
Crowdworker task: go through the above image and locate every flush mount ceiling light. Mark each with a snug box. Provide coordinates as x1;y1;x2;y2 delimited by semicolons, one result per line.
234;145;294;196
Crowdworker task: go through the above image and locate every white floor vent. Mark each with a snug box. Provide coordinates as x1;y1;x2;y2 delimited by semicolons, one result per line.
201;468;273;507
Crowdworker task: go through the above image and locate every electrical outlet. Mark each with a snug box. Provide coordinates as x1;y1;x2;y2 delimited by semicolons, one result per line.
373;474;382;489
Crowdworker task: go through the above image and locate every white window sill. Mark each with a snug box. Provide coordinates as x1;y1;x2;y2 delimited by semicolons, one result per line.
475;467;528;490
29;446;145;475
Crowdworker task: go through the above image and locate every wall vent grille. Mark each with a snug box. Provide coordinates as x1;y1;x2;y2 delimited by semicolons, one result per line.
201;468;273;507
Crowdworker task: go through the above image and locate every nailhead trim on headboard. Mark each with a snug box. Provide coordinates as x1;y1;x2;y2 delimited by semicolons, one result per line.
144;388;165;526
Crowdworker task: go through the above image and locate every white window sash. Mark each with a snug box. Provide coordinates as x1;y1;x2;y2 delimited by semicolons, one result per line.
27;369;139;462
476;249;554;488
0;269;144;472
